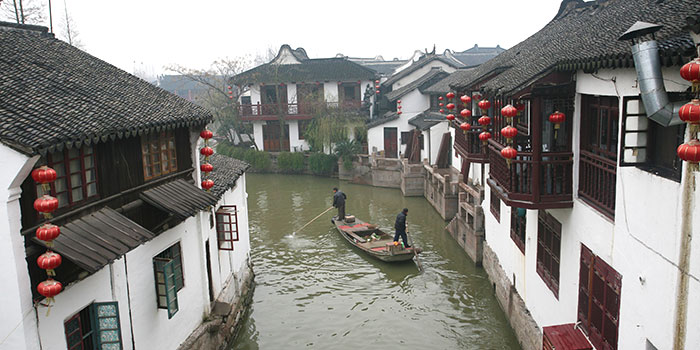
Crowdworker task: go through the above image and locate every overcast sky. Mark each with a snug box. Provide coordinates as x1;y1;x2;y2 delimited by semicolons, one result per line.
41;0;566;78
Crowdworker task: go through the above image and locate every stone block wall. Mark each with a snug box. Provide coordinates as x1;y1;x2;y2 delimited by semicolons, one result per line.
400;159;426;196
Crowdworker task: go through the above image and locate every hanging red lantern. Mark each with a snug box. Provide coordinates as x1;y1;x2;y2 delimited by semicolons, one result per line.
397;105;402;110
439;109;445;113
515;103;526;113
397;100;402;104
446;103;456;110
31;166;57;184
439;102;444;107
34;195;59;214
36;223;61;242
200;129;214;140
397;111;403;115
501;126;518;143
200;163;214;173
460;122;471;134
460;95;471;105
229;96;234;99
446;114;456;121
227;85;231;90
549;111;566;129
37;278;62;300
501;104;518;123
438;96;444;101
680;58;700;92
679;99;700;134
37;251;62;276
460;109;471;118
678;139;700;162
375;85;380;89
200;147;214;157
473;93;482;101
375;80;380;84
479;131;492;145
201;179;215;190
446;92;455;99
376;90;380;94
501;146;517;168
478;116;491;126
478;99;491;112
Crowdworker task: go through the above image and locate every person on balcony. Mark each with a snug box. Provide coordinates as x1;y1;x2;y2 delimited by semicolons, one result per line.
393;208;410;248
332;187;347;221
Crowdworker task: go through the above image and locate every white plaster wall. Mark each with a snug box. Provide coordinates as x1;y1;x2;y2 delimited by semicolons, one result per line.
253;122;264;151
287;84;297;104
400;89;430;115
367;114;413;157
250;85;261;105
392;62;456;90
324;82;338;103
429;122;449;165
0;144;40;350
287;121;309;152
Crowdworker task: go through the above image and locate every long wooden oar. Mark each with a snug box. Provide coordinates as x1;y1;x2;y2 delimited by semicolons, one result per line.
408;231;423;272
293;206;334;234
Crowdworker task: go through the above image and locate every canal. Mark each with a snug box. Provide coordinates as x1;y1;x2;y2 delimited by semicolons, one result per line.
232;174;520;349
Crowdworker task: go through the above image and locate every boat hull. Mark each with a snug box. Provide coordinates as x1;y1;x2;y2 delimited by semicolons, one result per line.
332;218;417;262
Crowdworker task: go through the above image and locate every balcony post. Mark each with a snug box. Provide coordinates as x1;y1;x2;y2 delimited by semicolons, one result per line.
531;97;542;203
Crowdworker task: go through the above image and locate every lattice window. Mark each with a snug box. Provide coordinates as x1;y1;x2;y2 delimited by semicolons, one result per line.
154;242;184;318
216;205;239;251
537;210;561;298
490;190;500;222
141;131;177;181
65;302;123;349
39;146;98;208
510;207;526;253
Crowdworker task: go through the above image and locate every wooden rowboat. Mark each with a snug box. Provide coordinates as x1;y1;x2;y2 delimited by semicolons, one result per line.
331;216;418;262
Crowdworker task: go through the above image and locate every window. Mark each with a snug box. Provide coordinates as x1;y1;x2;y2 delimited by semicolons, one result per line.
38;146;98;208
537;210;561;298
490;190;500;222
153;242;184;318
510;207;526;253
401;131;411;145
298;120;311;140
216;205;239;251
578;244;621;350
65;302;123;350
620;96;685;182
141;131;178;181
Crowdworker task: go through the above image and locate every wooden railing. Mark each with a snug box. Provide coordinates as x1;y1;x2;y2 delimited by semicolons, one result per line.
578;150;616;219
453;126;487;163
239;101;362;118
488;143;573;208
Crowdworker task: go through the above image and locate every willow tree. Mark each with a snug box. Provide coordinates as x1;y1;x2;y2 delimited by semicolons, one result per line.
304;101;366;154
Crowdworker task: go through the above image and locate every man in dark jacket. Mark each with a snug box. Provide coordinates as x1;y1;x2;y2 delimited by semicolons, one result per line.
393;208;410;247
332;187;347;221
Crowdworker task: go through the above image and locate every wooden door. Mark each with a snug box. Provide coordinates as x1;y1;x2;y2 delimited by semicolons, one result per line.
384;127;398;158
263;121;290;152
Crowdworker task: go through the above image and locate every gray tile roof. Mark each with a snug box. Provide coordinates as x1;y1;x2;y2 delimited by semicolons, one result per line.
381;54;463;88
206;153;250;198
0;22;213;156
423;69;476;94
385;68;449;101
140;179;219;220
449;45;506;67
408;112;445;131
231;58;377;85
367;112;400;128
450;0;699;95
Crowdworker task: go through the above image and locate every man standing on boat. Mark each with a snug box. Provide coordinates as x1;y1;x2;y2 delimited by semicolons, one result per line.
332;187;347;222
393;208;410;248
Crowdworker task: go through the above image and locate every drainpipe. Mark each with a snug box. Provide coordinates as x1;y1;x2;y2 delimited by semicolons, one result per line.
621;21;699;350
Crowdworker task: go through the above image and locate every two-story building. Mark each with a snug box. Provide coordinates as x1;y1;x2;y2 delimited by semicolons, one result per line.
444;1;700;349
231;45;377;152
0;21;252;350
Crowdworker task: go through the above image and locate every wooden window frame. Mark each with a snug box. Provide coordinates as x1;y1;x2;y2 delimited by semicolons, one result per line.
297;120;310;140
537;210;561;298
578;244;622;350
216;205;239;251
581;95;619;160
154;242;184;317
490;190;501;222
65;302;123;349
141;131;178;181
41;145;98;209
510;207;526;254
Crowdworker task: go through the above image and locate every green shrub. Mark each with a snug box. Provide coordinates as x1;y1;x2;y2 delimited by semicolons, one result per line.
308;152;337;176
217;143;271;172
277;152;306;173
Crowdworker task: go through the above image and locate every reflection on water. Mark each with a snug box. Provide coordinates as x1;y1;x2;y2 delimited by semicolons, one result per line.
232;174;520;350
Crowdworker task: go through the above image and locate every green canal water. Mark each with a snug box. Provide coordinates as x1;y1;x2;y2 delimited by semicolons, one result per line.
231;174;520;350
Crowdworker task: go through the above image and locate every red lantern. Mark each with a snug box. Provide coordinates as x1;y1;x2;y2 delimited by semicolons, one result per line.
678;139;700;162
375;80;380;84
679;99;700;134
200;147;214;157
478;116;491;126
37;251;62;276
200;163;214;173
227;85;231;90
446;114;456;121
438;96;444;101
34;195;59;214
376;90;380;94
36;223;61;242
439;109;445;113
397;106;402;110
446;92;455;99
229;96;233;99
397;111;403;115
473;93;482;101
37;278;62;299
515;103;526;112
501;146;518;168
375;85;380;89
201;179;215;190
479;131;492;145
31;166;57;184
460;95;472;105
460;109;471;118
478;100;491;112
439;102;444;107
460;122;471;134
501;126;518;143
200;129;213;139
680;58;700;91
446;103;455;110
397;100;402;104
549;111;566;129
501;104;518;120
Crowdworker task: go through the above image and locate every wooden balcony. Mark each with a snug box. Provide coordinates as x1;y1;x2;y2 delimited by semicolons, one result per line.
578;150;616;219
487;142;573;209
240;101;362;121
453;124;488;163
